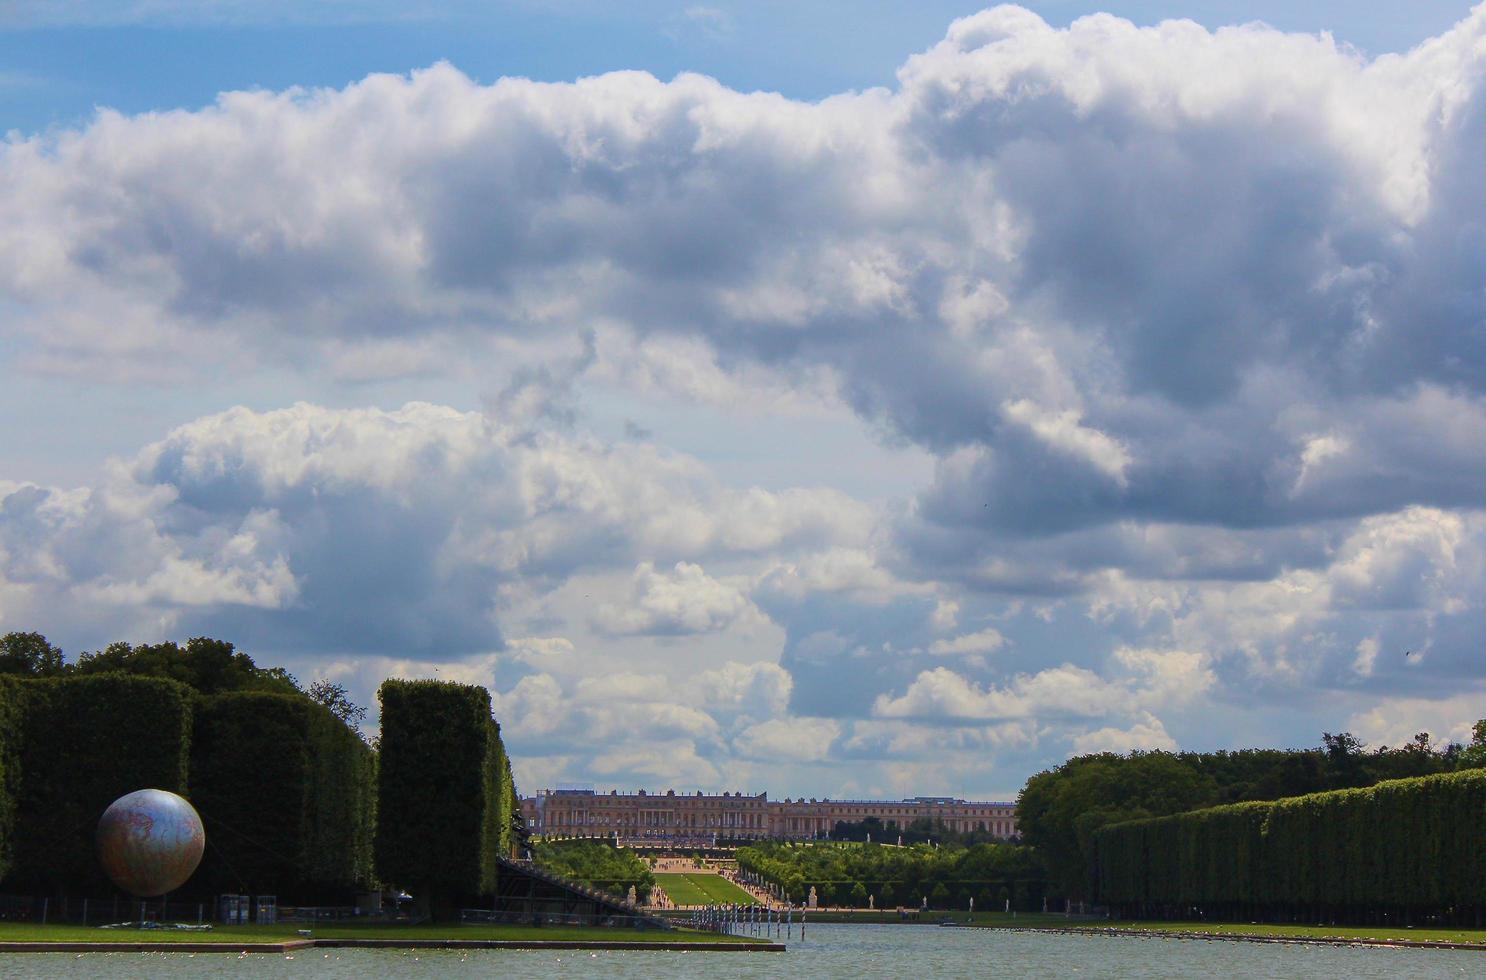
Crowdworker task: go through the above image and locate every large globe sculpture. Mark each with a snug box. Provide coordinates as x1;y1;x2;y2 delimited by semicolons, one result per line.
96;789;206;897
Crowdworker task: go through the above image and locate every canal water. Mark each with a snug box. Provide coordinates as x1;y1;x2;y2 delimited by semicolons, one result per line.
17;923;1485;978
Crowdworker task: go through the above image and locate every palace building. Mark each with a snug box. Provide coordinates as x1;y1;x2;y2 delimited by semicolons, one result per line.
520;788;1018;843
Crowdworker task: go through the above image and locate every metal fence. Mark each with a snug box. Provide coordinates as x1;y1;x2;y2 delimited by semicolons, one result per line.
686;902;803;939
276;905;362;922
0;894;214;925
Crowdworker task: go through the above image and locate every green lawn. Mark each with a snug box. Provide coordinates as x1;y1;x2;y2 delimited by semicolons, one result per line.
653;873;759;906
0;921;753;945
1066;919;1486;946
792;910;1486;945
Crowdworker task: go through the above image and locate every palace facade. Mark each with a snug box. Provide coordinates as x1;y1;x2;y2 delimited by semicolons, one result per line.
520;788;1018;842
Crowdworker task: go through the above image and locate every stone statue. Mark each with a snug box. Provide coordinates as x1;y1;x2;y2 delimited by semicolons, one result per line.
808;886;818;909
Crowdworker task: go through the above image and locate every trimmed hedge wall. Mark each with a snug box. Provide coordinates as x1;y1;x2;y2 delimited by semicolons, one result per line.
0;678;22;883
375;679;507;916
1094;769;1486;925
189;692;376;899
493;723;518;860
9;675;194;894
0;670;515;907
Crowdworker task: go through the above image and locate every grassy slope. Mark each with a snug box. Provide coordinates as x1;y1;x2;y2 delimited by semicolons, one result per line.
653;873;759;906
0;922;753;944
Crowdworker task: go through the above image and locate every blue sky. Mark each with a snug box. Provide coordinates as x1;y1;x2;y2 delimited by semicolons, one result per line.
1;2;1470;133
2;1;1485;800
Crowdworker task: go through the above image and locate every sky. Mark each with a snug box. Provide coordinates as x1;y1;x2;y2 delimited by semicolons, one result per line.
2;1;1485;802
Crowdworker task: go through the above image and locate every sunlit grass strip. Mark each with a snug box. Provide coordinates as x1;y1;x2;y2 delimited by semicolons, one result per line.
653;873;760;905
0;922;757;945
1068;920;1486;946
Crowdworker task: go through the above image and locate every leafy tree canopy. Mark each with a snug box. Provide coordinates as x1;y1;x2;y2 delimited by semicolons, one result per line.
1019;751;1216;901
831;814;1015;846
307;679;368;730
73;635;300;696
736;840;1044;909
531;839;654;901
0;632;64;677
1020;730;1483;901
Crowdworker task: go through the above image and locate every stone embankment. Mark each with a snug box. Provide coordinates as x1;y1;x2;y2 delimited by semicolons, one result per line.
0;936;784;954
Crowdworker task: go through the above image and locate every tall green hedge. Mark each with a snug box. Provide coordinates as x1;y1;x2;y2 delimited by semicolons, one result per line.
0;670;515;906
189;692;376;899
8;675;194;894
374;679;507;916
493;723;521;860
1094;769;1486;924
0;678;23;883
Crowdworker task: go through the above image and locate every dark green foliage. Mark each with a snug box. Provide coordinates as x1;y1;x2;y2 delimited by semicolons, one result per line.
832;815;1013;845
306;680;368;730
531;839;654;900
375;679;508;916
737;840;1045;910
1180;748;1328;803
0;633;518;907
1018;751;1217;900
1461;721;1486;770
1094;769;1486;924
9;674;194;894
0;633;64;677
73;637;300;695
189;692;375;899
1019;734;1473;901
493;730;518;859
0;678;23;881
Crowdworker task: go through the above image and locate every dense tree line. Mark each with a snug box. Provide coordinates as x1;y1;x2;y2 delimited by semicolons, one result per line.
829;815;1016;846
736;840;1045;910
0;631;382;735
530;840;654;901
1019;729;1486;900
0;630;328;707
0;631;522;920
1095;769;1486;926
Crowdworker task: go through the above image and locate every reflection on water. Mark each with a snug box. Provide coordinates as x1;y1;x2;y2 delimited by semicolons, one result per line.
15;923;1485;979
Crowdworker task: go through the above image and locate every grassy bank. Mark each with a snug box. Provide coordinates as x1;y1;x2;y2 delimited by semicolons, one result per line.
784;909;1067;926
0;921;755;945
1061;919;1486;946
782;910;1486;948
800;909;1486;945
